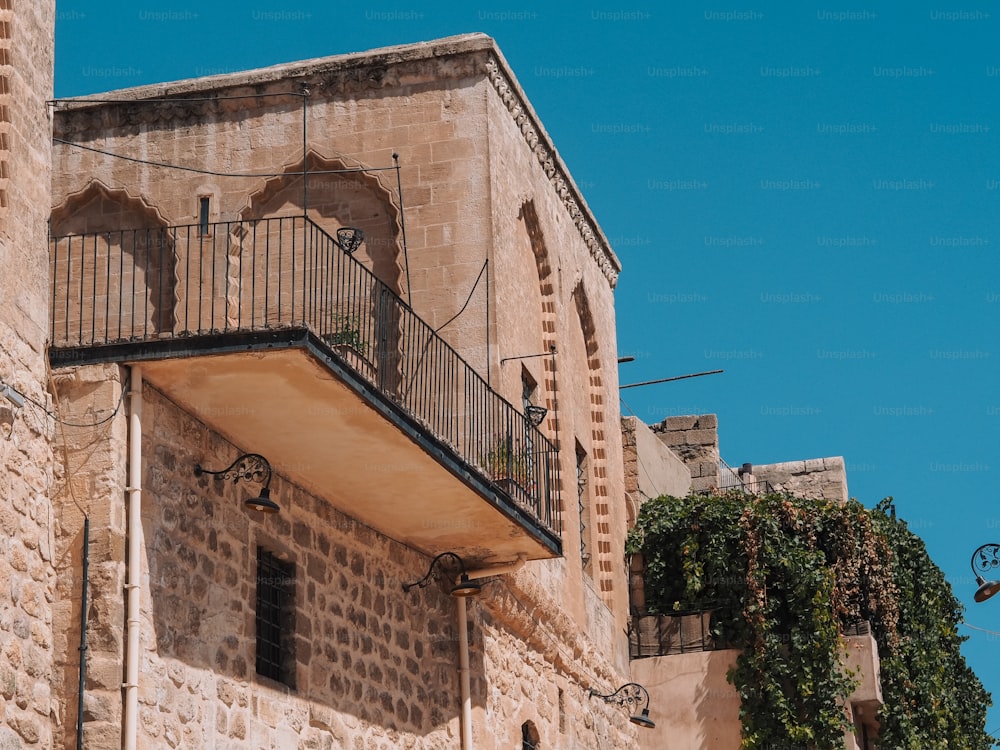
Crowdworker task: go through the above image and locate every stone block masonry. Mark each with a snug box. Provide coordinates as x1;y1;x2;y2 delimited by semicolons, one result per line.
651;414;720;493
45;34;637;748
133;385;466;748
753;456;849;504
0;1;55;749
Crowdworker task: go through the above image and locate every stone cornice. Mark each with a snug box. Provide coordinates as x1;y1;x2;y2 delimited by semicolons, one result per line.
482;54;621;288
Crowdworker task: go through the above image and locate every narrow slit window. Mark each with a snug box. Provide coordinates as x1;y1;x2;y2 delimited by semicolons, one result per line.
256;547;295;687
198;196;210;236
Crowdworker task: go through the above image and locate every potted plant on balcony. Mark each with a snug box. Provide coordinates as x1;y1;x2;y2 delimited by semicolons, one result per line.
480;435;531;502
324;313;366;353
322;313;375;379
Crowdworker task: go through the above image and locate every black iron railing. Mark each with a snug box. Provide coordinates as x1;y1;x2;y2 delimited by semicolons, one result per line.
702;458;773;496
629;610;722;659
50;217;560;535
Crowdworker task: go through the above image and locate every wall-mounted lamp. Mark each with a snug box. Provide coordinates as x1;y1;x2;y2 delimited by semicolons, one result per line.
525;404;548;427
334;227;365;254
194;453;279;513
402;551;482;598
1;382;26;409
589;682;656;729
971;543;1000;603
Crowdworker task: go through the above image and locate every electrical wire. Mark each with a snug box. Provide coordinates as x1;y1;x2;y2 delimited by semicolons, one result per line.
961;622;1000;638
52;137;398;179
50;92;306;105
6;374;130;428
435;258;488;333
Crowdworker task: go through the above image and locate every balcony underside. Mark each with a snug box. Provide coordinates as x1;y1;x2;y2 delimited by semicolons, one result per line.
51;329;561;565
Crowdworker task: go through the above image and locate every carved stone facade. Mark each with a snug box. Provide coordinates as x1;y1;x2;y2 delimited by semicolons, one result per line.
40;34;634;749
3;22;884;750
0;2;56;749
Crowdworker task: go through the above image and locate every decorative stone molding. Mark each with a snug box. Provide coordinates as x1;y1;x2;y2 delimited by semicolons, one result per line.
484;55;620;289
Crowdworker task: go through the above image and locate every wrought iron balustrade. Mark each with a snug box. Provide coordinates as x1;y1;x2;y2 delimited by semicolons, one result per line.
50;216;560;535
705;458;773;496
629;610;722;658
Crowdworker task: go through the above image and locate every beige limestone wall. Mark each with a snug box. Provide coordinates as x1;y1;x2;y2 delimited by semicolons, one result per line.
651;414;720;493
50;365;129;750
51;41;496;374
122;383;468;749
48;35;635;745
50;372;635;749
476;590;638;749
622;416;692;512
0;2;55;749
483;57;629;669
631;650;743;750
754;456;849;503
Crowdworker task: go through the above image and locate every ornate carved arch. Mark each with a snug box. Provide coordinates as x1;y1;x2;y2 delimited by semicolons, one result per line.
572;282;613;604
51;179;170;233
50;180;176;341
238;149;405;296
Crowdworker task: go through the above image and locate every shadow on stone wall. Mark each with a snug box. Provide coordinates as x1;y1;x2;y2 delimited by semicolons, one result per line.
137;384;485;744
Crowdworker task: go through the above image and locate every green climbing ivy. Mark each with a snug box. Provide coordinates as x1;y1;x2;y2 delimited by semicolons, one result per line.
626;492;994;750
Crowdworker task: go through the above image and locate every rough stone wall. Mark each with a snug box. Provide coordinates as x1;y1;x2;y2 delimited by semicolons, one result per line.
753;456;849;504
621;416;692;515
477;616;635;749
0;2;55;749
117;383;468;749
650;414;720;493
50;364;129;750
48;35;634;746
50;374;636;749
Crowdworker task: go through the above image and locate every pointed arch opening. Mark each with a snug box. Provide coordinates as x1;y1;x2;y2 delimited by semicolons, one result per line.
50;180;176;344
572;283;613;603
239;149;405;296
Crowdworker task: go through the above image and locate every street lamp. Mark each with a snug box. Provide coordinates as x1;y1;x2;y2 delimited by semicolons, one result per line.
401;551;482;598
194;453;279;513
588;682;656;729
970;543;1000;603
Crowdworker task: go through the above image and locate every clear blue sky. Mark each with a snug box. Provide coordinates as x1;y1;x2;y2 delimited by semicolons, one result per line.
54;1;1000;740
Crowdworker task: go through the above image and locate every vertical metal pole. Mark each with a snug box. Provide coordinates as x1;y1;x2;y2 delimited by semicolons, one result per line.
301;85;309;218
76;516;90;750
458;597;473;750
123;367;142;750
485;260;490;387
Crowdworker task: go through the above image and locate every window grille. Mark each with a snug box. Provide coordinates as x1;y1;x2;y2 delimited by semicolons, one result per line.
577;442;590;570
256;547;295;687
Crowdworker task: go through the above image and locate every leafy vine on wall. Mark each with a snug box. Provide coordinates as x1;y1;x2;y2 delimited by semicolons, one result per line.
626;493;993;749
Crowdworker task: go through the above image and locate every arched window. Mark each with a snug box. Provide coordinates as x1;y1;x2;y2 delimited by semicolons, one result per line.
521;720;540;749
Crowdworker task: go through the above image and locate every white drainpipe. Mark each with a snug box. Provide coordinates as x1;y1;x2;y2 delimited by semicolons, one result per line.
123;365;142;750
458;554;527;749
457;597;473;750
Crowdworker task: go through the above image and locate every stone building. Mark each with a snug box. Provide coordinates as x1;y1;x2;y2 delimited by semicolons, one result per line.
42;32;640;750
624;413;881;749
0;9;886;747
0;2;57;748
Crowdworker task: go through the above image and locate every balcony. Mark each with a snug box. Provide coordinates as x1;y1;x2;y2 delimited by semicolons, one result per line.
49;217;561;563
